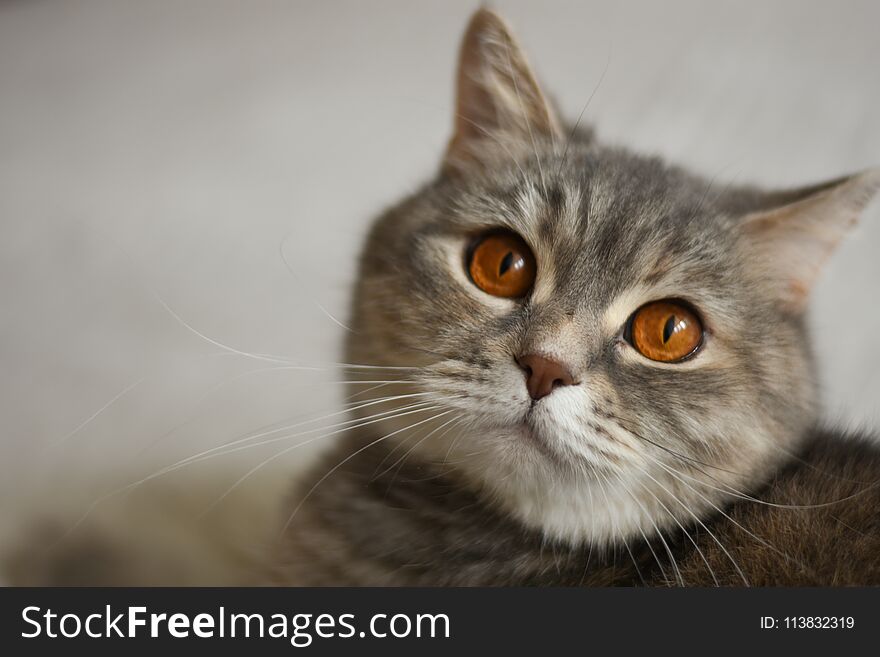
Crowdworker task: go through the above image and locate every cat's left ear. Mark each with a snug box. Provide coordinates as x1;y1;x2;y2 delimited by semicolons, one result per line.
738;169;880;313
443;9;562;175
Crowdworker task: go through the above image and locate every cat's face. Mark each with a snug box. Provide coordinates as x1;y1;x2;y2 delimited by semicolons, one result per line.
344;10;878;545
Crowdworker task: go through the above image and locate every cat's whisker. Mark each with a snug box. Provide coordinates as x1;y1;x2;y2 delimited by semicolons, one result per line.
342;381;402;405
595;468;646;585
278;233;356;334
605;466;681;586
140;264;431;371
763;440;875;486
688;171;721;225
636;467;748;586
372;413;463;485
706;473;880;512
631;476;719;586
152;384;420;462
162;392;439;470
64;400;459;538
162;396;444;474
418;415;469;478
341;379;426;405
132;384;414;466
130;367;417;461
149;289;311;365
199;403;461;517
576;472;597;586
646;455;771;549
48;376;147;448
440;416;472;466
162;401;446;484
607;411;746;477
44;350;247;450
616;414;880;511
334;380;419;386
281;407;460;535
369;413;434;479
335;363;422;370
48;345;426;457
648;455;807;573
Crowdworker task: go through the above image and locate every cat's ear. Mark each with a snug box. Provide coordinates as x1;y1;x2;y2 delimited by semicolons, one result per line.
739;170;880;313
443;9;562;175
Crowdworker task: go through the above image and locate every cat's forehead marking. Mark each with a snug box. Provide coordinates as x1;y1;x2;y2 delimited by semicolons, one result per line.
532;197;586;306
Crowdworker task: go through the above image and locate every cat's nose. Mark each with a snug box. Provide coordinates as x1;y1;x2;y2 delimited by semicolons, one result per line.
516;354;575;400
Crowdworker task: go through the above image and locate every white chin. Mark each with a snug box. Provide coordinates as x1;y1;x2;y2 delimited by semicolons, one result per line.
487;459;663;546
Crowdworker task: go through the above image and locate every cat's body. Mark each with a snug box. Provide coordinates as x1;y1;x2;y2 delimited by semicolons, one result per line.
5;9;880;586
279;428;880;586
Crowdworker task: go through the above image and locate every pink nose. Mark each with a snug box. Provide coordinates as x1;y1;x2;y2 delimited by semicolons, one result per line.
516;354;575;400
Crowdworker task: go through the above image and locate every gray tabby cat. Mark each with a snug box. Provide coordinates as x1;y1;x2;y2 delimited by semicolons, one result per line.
7;9;880;586
276;9;880;586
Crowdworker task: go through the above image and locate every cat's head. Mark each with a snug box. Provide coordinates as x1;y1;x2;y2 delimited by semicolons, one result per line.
345;9;879;545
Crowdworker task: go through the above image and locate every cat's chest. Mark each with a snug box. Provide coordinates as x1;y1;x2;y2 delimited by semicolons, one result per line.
279;442;650;586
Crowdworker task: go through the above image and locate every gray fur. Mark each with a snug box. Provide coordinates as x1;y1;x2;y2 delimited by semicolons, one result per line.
278;9;880;585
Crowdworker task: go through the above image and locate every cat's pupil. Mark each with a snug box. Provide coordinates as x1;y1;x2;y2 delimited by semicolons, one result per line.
662;315;677;344
498;251;515;277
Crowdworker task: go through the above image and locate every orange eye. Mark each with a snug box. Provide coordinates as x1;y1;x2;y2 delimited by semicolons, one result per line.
629;300;703;362
468;232;536;298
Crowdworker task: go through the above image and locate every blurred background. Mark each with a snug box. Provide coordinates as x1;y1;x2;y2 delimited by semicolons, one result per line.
1;0;878;533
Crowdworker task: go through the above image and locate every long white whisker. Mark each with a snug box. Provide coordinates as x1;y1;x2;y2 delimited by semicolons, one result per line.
644;453;774;551
46;350;251;449
130;365;411;460
651;458;799;573
279;235;355;333
281;408;458;535
48;377;146;448
605;468;681;586
632;477;719;586
638;468;747;586
150;290;311;365
166;392;438;469
203;405;462;516
373;413;463;483
595;468;645;585
64;400;457;536
163;397;444;474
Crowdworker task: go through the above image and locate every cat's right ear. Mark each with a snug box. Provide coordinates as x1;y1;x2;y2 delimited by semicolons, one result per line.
443;9;562;176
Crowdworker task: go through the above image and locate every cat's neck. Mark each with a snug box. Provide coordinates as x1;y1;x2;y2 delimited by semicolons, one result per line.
278;431;653;585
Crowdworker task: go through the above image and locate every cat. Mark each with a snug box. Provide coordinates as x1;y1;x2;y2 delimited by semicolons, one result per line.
6;8;880;586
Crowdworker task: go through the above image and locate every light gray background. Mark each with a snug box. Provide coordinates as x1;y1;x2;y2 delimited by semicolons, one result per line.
1;1;878;511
